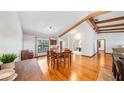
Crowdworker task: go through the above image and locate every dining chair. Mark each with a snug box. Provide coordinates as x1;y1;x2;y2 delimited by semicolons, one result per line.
51;51;58;69
59;49;72;68
112;54;120;80
47;50;51;66
112;53;124;81
116;59;124;81
112;53;118;78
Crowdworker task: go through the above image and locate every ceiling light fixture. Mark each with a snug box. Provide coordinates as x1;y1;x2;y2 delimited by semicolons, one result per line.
70;30;76;34
49;26;52;30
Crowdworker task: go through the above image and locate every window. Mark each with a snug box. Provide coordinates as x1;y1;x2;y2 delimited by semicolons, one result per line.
38;40;49;53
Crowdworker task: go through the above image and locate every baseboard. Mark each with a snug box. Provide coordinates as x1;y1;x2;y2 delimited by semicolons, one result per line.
105;53;112;55
81;52;97;58
34;55;46;58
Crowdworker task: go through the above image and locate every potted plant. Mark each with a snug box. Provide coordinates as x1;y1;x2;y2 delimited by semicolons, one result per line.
0;54;17;69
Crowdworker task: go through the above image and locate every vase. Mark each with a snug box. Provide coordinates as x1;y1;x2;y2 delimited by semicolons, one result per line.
1;62;15;69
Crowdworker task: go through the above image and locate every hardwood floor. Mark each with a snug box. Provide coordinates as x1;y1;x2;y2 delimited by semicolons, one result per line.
15;51;114;81
15;59;45;81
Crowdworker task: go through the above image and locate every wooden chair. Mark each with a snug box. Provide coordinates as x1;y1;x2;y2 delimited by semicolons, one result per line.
50;51;58;69
64;50;72;66
59;50;72;68
47;50;51;66
112;53;124;81
112;54;120;80
116;59;124;81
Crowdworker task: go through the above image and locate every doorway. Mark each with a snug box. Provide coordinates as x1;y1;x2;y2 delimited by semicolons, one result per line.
60;41;63;52
97;39;106;53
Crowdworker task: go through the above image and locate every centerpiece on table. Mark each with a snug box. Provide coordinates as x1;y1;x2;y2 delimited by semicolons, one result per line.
0;54;17;69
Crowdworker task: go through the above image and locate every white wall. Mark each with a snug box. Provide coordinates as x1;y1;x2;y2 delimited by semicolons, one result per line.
60;21;97;56
23;34;35;52
61;29;124;54
0;12;23;58
98;33;124;53
60;35;69;49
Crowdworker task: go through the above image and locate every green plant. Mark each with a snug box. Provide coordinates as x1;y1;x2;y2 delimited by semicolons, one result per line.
0;54;17;64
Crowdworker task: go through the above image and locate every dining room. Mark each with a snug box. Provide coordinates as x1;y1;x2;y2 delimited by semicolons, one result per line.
1;1;124;93
1;11;124;81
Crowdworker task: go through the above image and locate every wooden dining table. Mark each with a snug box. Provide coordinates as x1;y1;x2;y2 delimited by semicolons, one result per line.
50;49;71;70
15;59;45;81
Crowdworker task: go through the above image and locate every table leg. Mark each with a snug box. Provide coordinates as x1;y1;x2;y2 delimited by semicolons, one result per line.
57;56;59;70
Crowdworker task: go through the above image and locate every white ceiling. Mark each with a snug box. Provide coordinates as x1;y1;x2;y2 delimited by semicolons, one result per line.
95;11;124;21
17;11;92;37
94;11;124;29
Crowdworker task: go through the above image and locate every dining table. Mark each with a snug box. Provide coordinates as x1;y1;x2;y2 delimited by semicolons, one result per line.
50;49;71;70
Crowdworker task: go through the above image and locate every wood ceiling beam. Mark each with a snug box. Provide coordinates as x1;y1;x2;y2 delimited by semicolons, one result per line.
88;17;99;32
96;16;124;24
59;11;111;37
98;31;124;33
98;23;124;28
99;28;124;31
